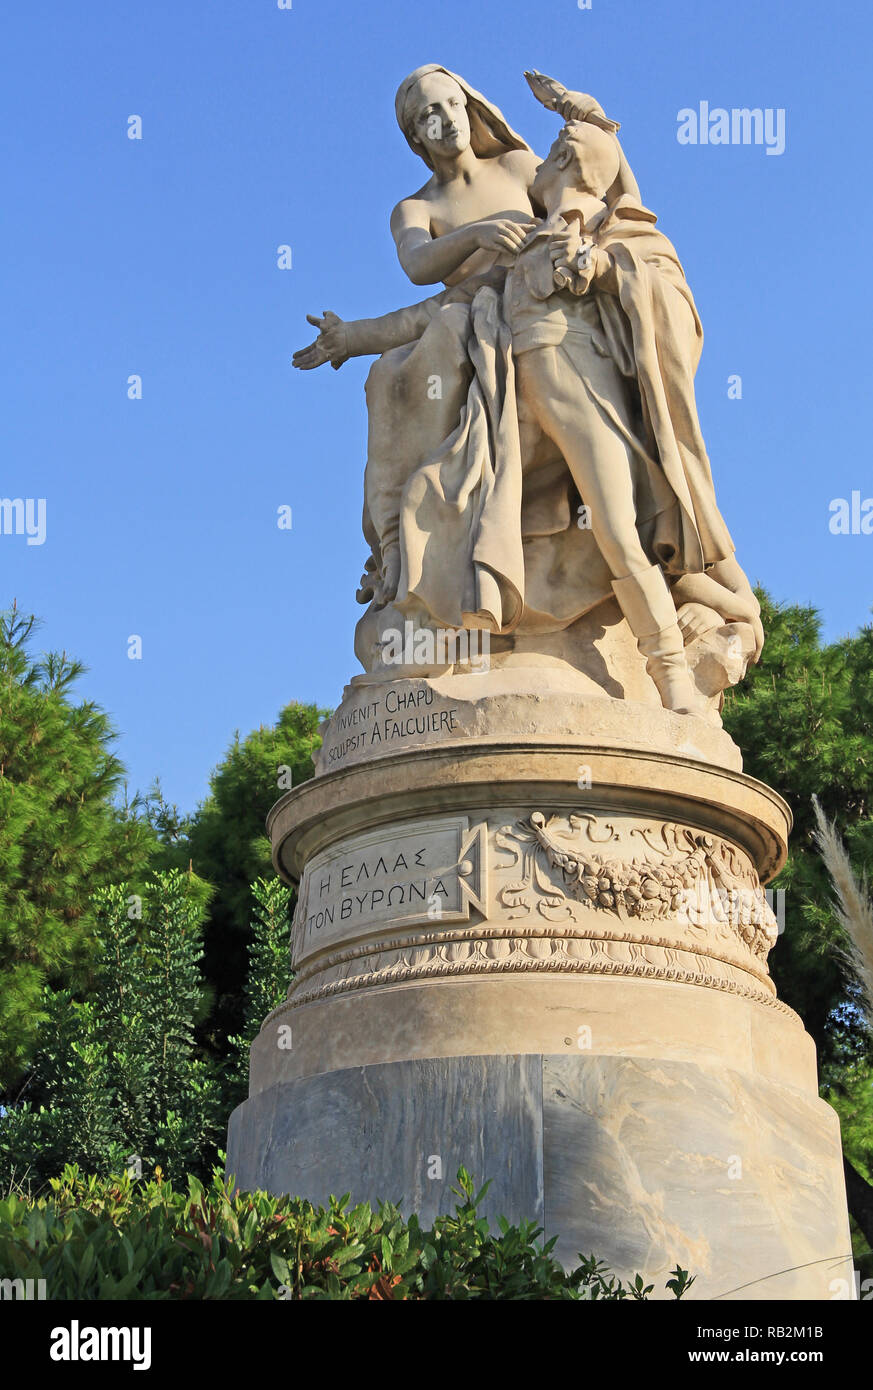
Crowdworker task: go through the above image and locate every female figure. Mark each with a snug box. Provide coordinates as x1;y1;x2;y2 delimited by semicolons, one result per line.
296;66;637;612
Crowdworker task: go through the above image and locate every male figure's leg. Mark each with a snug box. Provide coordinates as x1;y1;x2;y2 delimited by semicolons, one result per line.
515;345;650;577
514;345;705;714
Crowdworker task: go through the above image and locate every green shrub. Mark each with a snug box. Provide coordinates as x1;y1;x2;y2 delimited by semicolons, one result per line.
0;871;224;1189
0;1163;693;1301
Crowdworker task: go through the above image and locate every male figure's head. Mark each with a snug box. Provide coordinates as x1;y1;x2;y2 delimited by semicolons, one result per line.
531;121;621;212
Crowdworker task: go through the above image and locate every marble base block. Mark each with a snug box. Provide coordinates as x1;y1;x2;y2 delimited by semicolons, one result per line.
227;1047;852;1300
227;686;853;1300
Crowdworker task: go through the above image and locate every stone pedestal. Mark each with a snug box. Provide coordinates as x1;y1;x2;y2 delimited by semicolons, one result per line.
227;677;854;1300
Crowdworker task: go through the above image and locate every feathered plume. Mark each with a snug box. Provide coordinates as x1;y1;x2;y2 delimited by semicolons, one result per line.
812;794;873;1029
523;70;621;133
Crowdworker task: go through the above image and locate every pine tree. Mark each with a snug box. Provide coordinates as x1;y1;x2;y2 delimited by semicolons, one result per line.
722;592;873;1062
0;604;155;1084
724;593;873;1266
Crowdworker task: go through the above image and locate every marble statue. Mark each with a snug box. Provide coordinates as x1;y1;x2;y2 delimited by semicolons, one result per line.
293;65;762;716
228;67;854;1301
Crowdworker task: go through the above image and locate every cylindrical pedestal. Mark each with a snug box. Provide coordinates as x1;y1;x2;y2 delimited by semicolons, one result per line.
227;693;853;1299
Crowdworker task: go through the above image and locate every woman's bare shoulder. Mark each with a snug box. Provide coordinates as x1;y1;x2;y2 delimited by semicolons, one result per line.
390;184;436;234
498;146;542;181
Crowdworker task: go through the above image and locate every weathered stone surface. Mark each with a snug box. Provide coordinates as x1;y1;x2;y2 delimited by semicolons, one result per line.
246;974;813;1098
235;727;853;1299
240;63;855;1299
293;68;765;715
227;1055;543;1230
314;672;744;778
227;1052;854;1300
541;1054;853;1299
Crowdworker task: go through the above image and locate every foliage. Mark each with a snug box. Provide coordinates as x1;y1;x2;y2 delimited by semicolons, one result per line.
4;592;873;1284
226;878;295;1113
824;1060;873;1184
822;1056;873;1272
150;703;327;1051
0;604;156;1083
722;593;873;1064
0;871;223;1190
0;1164;693;1301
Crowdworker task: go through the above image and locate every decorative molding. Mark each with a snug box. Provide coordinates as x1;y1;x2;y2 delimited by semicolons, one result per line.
273;808;789;1018
496;813;778;959
289;914;773;991
278;930;796;1018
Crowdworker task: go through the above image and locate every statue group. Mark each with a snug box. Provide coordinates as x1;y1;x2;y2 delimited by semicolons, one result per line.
228;66;854;1299
294;65;763;718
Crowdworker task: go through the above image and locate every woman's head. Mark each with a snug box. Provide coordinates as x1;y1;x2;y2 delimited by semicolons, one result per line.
400;70;472;162
395;65;531;170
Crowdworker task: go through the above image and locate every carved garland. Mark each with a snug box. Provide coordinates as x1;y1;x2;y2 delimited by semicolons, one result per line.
497;813;778;959
280;812;786;1014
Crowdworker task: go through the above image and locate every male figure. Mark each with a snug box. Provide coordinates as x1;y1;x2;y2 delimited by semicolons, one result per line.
294;122;761;710
506;121;756;712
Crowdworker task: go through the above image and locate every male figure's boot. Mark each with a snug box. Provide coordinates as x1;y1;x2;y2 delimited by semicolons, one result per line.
612;566;707;716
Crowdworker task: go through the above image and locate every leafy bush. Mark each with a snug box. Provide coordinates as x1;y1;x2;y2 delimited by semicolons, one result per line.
226;878;294;1114
0;1164;693;1301
0;871;224;1189
151;702;325;1049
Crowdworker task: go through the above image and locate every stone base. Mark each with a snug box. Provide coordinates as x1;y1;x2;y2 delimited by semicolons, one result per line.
227;1046;853;1301
314;672;744;777
353;593;755;721
228;693;853;1300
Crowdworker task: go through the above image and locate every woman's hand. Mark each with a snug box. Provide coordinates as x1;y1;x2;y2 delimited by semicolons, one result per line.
473;215;538;255
292;311;349;370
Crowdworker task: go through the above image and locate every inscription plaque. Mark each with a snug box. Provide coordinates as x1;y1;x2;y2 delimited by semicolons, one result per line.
292;816;486;964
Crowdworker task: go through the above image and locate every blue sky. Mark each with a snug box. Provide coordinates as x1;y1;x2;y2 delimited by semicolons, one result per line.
2;0;871;813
